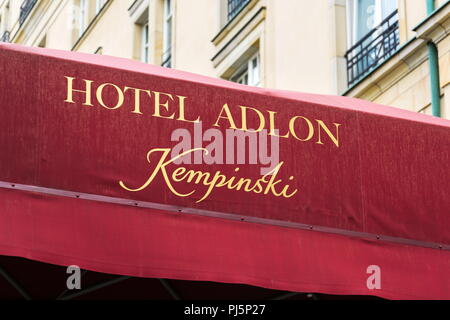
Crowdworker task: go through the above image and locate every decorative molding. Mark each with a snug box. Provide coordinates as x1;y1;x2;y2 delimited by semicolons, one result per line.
128;0;149;23
212;0;259;45
414;4;450;44
211;6;265;67
71;0;113;51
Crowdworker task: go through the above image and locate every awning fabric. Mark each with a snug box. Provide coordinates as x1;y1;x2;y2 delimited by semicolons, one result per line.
0;43;449;299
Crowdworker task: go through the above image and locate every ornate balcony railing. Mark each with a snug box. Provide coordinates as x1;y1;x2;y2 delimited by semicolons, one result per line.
161;48;172;68
19;0;38;26
345;9;400;87
227;0;251;21
1;31;10;43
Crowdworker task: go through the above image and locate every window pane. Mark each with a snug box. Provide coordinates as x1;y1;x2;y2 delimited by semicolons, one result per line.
355;0;375;41
380;0;397;18
249;55;260;86
162;0;172;67
79;0;87;35
141;23;149;63
349;0;397;44
166;0;172;15
96;0;106;14
230;53;260;87
240;73;248;85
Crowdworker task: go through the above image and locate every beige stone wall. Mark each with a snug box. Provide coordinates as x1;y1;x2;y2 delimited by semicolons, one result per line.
7;0;65;47
438;29;450;119
171;0;216;75
74;0;136;58
399;0;427;42
1;0;449;120
45;1;74;50
267;0;335;94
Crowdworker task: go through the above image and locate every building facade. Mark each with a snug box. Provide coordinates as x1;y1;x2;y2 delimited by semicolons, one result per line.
0;0;449;119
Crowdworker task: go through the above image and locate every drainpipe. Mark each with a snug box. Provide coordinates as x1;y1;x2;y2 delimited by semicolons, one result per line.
426;0;441;117
426;0;436;14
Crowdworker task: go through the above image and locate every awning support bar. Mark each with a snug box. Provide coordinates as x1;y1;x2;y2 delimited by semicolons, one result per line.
0;265;32;300
56;269;88;300
159;278;182;300
271;292;300;300
271;292;320;300
58;276;131;300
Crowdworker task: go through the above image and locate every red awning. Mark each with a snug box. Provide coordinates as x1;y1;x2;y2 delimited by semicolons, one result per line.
0;43;449;300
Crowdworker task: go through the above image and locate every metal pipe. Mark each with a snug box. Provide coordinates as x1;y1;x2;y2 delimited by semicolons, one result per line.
158;279;182;300
425;0;441;117
56;269;88;300
271;292;300;300
427;42;441;117
58;276;131;300
0;265;32;300
426;0;435;15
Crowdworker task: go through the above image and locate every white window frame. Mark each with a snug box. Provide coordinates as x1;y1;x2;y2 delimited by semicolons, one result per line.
141;21;149;63
162;0;173;66
96;0;106;14
79;0;87;36
346;0;398;47
0;3;9;35
231;52;261;87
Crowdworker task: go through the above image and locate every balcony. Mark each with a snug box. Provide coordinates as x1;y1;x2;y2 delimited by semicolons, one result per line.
0;31;10;43
345;10;400;87
227;0;251;21
19;0;38;26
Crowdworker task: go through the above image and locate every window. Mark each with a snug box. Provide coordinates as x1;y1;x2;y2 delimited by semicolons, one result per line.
79;0;87;36
0;2;9;35
19;0;37;25
162;0;173;68
141;22;149;63
128;1;149;64
227;0;251;22
0;13;9;42
347;0;397;46
231;53;260;87
345;0;399;87
96;0;106;14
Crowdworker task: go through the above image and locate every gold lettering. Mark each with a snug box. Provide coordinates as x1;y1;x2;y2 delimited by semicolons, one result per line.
289;116;314;142
177;95;200;123
120;148;206;197
316;120;341;147
153;91;176;119
240;106;266;132
123;86;151;115
64;76;94;106
182;170;211;185
267;110;290;138
119;148;298;203
172;167;187;182
213;103;238;129
96;83;125;110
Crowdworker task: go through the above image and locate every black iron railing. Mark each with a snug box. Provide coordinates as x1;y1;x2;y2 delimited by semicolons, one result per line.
161;48;172;68
19;0;38;26
227;0;251;21
345;10;400;87
0;31;10;43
